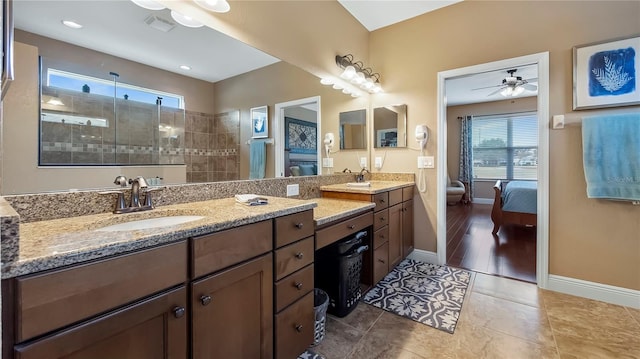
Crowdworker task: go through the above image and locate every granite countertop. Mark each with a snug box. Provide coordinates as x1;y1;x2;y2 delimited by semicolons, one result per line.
320;180;415;194
2;196;316;279
303;198;375;227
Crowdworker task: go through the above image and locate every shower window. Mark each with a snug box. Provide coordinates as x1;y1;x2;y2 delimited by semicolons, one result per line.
39;60;186;166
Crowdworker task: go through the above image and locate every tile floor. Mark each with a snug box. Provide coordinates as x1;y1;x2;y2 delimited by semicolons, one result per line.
312;272;640;358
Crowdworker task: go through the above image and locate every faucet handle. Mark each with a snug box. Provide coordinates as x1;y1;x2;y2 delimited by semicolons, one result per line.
129;176;149;188
99;190;127;213
114;175;128;187
143;187;163;208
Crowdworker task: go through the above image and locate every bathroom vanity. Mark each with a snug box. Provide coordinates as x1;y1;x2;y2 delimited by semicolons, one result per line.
0;192;383;359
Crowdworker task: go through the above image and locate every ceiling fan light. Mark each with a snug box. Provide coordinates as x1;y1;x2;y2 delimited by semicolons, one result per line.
512;86;525;96
170;10;204;28
500;87;513;97
194;0;230;13
130;0;165;10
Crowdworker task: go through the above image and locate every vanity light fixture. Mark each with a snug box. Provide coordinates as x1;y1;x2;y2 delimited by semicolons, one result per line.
335;54;383;94
130;0;166;10
194;0;231;13
170;11;204;28
62;20;83;29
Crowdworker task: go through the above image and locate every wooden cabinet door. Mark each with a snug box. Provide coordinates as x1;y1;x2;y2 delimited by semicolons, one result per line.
14;286;188;359
191;253;273;359
402;200;414;258
373;242;389;284
388;203;403;269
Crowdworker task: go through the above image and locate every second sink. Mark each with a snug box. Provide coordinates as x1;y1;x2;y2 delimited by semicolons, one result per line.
95;216;205;232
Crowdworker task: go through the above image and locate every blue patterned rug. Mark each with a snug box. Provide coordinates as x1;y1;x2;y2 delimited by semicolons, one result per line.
298;349;323;359
363;258;471;334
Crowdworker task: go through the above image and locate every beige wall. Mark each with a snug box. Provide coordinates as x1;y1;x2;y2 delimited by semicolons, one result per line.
213;61;370;179
447;97;537;199
370;1;640;289
2;42;186;195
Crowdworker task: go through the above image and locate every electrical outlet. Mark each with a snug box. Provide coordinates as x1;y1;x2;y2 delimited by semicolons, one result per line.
322;158;334;168
286;184;299;197
417;156;435;169
359;157;367;168
375;156;383;169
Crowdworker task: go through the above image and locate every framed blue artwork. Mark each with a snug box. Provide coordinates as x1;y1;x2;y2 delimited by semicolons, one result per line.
251;105;268;138
573;35;640;110
285;117;317;154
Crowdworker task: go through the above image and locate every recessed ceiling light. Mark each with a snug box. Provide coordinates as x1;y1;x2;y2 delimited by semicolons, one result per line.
170;11;204;28
130;0;165;11
62;20;83;29
194;0;231;13
180;65;191;70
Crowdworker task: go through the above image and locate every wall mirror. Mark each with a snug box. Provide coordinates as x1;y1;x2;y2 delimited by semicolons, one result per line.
5;0;366;194
339;109;367;150
373;104;407;148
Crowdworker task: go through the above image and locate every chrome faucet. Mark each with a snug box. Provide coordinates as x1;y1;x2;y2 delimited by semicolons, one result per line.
356;168;370;182
129;176;149;208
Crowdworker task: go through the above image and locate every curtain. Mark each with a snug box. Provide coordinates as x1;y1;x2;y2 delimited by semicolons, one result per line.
458;116;473;202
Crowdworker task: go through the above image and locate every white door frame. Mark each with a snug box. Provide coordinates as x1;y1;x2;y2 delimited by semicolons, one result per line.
436;52;550;288
274;96;322;178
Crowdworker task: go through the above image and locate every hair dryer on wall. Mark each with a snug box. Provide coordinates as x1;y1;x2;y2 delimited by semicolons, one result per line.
415;125;429;150
324;132;335;157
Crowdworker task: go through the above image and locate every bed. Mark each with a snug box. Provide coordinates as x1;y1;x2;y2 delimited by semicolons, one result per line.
491;180;537;234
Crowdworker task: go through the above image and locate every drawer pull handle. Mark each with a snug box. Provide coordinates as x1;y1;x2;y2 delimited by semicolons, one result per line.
377;258;386;264
380;217;385;221
348;224;355;229
172;306;186;318
294;282;303;290
295;252;304;259
295;324;303;333
380;199;386;203
295;222;304;229
200;295;212;306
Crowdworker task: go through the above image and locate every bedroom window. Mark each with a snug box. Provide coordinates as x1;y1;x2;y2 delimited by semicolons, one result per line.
472;112;538;180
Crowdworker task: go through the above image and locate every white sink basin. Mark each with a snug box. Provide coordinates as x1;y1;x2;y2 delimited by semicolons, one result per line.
95;216;205;232
346;182;371;187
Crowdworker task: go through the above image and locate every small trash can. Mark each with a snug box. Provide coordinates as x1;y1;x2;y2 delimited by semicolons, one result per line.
312;288;329;346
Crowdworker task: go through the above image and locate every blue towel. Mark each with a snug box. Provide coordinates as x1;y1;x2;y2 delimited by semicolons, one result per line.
249;140;267;179
582;113;640;200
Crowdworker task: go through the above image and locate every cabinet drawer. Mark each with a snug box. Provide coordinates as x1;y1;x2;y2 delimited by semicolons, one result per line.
373;242;389;284
315;211;373;250
275;210;314;248
192;220;272;278
373;226;389;249
373;208;388;231
15;286;188;359
275;237;314;281
373;192;389;211
389;189;403;207
275;291;314;359
16;241;188;342
402;186;414;201
275;264;314;312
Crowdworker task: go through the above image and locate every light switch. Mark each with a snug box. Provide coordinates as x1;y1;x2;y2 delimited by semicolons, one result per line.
375;156;383;169
322;158;334;168
360;157;367;168
552;115;565;129
286;184;299;197
418;156;434;169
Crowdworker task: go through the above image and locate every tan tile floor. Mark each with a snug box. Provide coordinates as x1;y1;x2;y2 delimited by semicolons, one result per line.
312;272;640;359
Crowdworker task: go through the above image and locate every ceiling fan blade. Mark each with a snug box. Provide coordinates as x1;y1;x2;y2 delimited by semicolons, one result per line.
523;83;538;91
471;84;501;91
487;87;505;96
523;77;538;83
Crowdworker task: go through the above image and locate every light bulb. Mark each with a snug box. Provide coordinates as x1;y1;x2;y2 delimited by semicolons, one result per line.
195;0;230;13
351;72;366;85
362;77;374;90
320;78;334;85
512;86;525;96
170;10;204;28
332;83;343;90
342;88;351;94
500;87;513;97
130;0;165;10
340;66;357;80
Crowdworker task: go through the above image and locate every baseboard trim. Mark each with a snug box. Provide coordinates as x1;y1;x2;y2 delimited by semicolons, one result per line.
472;198;493;205
407;249;439;264
547;275;640;309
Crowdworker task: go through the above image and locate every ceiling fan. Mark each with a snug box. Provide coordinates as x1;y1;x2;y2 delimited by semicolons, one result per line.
474;69;538;97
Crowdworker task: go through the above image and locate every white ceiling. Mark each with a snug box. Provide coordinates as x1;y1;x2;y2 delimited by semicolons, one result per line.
338;0;463;31
14;0;536;105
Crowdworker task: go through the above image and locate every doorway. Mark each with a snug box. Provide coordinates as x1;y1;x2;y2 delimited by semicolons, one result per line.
436;53;550;288
274;96;322;178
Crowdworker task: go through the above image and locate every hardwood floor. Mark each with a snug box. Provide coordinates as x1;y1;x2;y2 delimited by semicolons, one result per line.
446;203;536;283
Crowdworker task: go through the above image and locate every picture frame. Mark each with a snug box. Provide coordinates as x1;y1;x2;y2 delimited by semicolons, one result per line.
573;35;640;110
250;105;268;138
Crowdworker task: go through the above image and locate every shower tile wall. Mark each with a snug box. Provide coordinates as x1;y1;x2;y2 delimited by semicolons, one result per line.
40;87;185;166
185;110;239;183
